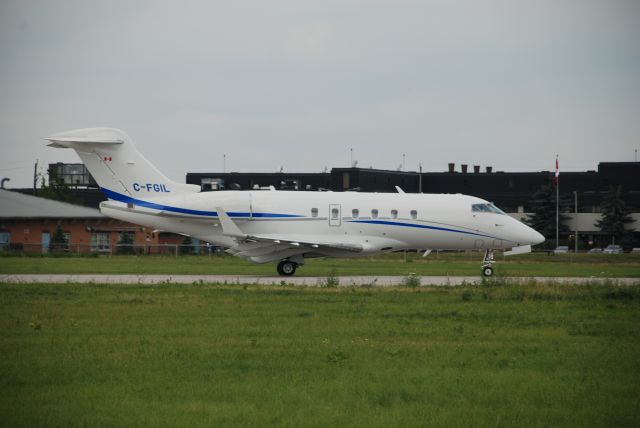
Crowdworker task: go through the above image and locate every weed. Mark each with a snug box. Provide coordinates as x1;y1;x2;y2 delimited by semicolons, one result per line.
606;288;635;300
29;316;41;331
322;269;340;288
402;273;420;288
326;349;349;363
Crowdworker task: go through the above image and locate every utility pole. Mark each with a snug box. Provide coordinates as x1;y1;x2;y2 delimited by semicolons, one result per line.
402;154;405;172
33;160;38;194
418;163;423;193
574;190;578;253
223;154;226;173
555;155;559;249
350;148;353;167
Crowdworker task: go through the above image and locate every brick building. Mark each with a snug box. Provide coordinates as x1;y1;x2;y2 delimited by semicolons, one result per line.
0;189;161;254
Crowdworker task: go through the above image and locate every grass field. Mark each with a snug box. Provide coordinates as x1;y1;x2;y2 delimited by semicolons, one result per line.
1;281;639;427
1;252;640;277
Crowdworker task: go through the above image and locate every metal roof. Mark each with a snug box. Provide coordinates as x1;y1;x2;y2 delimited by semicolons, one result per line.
0;189;104;219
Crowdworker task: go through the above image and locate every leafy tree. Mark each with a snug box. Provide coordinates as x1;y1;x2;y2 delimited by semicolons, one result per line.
38;175;76;204
596;185;634;246
180;236;194;255
50;224;68;251
526;184;571;248
117;232;135;255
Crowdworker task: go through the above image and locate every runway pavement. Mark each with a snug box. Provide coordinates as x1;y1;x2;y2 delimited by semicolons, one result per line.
1;274;639;286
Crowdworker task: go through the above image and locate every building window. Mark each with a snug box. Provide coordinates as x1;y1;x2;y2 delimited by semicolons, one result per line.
391;209;398;219
410;210;417;220
0;232;10;250
91;232;110;252
371;209;378;219
352;209;359;219
331;208;340;219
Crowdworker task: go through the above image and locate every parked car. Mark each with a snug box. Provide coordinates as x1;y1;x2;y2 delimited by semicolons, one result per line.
587;248;603;253
603;244;623;254
553;246;569;254
632;248;640;253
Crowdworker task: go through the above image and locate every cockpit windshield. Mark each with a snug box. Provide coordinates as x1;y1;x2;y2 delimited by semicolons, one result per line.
471;203;505;215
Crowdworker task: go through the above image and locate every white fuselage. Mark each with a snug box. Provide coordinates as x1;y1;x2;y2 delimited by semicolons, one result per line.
100;188;543;260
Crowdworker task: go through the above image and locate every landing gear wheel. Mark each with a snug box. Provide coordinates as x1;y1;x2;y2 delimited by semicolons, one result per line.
481;249;495;278
482;266;494;277
277;260;297;276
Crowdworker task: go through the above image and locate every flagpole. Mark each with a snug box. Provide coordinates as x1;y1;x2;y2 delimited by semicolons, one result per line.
556;155;560;248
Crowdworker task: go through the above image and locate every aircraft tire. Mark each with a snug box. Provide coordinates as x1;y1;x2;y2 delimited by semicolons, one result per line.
277;260;297;276
482;266;494;277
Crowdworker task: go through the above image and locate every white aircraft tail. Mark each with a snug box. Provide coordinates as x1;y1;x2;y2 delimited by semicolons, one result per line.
45;127;200;199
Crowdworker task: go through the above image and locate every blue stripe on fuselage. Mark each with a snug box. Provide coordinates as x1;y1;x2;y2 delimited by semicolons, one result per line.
348;219;497;239
100;188;303;218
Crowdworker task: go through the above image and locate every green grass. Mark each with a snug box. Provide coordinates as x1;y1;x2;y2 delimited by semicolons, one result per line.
1;282;639;427
1;252;639;277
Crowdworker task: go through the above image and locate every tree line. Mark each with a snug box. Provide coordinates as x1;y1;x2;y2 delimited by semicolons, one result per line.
526;184;635;249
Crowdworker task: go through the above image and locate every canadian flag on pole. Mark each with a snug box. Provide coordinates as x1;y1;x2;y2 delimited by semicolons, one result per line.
554;156;559;185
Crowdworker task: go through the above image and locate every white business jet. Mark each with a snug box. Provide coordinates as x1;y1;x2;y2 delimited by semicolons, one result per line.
46;128;544;276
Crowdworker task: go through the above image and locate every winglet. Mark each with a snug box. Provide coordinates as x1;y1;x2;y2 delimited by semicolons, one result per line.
216;207;246;238
395;186;405;194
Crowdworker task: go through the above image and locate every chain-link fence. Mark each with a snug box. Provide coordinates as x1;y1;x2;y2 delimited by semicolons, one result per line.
0;243;226;257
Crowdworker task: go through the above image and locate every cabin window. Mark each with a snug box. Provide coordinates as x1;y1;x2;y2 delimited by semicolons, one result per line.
311;208;318;218
331;208;340;219
352;209;359;219
410;210;417;220
371;209;378;219
391;209;398;219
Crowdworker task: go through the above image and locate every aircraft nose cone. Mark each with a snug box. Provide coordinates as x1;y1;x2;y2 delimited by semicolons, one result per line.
530;229;545;245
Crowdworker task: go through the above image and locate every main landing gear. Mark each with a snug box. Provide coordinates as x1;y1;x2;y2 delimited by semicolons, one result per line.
277;260;298;276
481;249;494;277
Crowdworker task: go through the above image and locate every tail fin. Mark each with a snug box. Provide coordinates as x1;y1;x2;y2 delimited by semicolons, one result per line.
45;127;199;198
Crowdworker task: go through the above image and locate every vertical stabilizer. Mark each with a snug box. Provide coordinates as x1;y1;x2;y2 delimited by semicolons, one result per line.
45;128;199;198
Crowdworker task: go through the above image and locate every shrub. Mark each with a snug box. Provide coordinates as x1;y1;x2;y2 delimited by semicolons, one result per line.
402;273;420;288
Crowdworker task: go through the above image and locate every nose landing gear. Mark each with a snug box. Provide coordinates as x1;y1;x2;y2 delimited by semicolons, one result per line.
481;249;494;277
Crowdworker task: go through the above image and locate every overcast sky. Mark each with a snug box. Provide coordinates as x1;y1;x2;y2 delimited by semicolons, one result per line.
1;0;639;187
